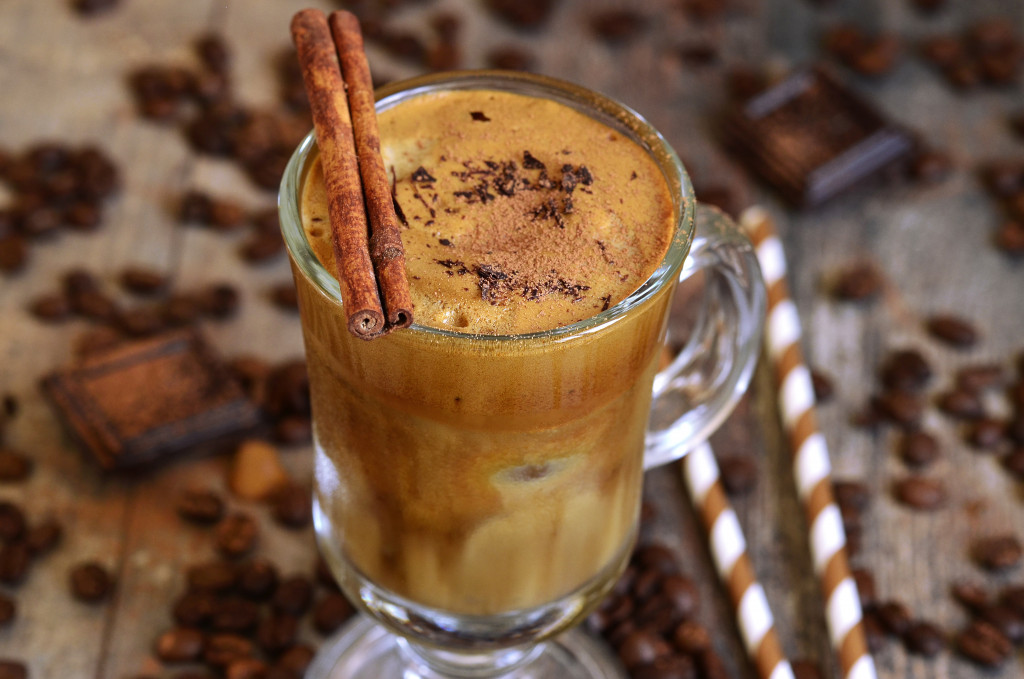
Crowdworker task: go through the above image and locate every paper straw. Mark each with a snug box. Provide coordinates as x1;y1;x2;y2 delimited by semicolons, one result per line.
683;442;795;679
740;207;877;679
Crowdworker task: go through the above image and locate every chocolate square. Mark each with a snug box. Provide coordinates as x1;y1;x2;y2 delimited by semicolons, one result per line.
722;66;914;206
42;329;261;471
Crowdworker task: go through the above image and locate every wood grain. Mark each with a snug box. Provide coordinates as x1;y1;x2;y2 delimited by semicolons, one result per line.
0;0;1022;677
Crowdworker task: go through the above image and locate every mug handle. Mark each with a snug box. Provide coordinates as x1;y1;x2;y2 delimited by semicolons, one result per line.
644;203;766;469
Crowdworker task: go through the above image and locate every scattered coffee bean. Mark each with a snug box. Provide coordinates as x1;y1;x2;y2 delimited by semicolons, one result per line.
937;389;985;419
486;46;535;71
0;595;15;627
198;282;240;319
0;543;30;585
155;626;205;663
72;0;120;16
177;488;226;525
312;592;354;634
632;653;696;679
833;480;871;513
275;644;315;677
590;10;646;46
880;348;932;391
28;293;72;322
973;535;1022;571
900;430;940;468
790;659;823;679
225;658;268;679
172;591;217;627
1004;448;1024;480
672;620;710;654
0;503;26;542
236;558;279;601
257;613;298;654
995;220;1024;256
957;619;1011;667
215;513;258;559
862;610;886;652
967;418;1005;450
120;266;168;295
0;661;26;679
810;368;835;402
904;620;945;656
211;597;261;633
0;449;32;482
269;283;298;311
852;568;876;608
956;363;1005;391
893;476;946;511
926;314;979;348
953;581;990;611
619;629;672;670
978;604;1024;643
717;455;757;495
272;575;313;616
873;390;923;427
876;600;913;636
186;561;237;592
0;237;29;273
832;262;883;301
1002;585;1024;616
485;0;557;29
203;633;256;668
69;561;113;602
271;483;311;529
25;519;62;556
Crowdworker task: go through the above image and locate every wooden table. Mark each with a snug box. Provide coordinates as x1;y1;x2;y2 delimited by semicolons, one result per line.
1;0;1022;677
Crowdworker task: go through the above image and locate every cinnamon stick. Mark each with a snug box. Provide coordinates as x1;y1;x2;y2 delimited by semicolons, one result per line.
290;9;384;339
330;10;413;330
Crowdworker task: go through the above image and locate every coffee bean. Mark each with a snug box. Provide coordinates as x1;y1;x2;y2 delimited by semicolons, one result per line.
0;661;27;679
876;600;912;636
957;620;1011;667
225;658;268;679
120;267;167;295
633;598;679;636
978;604;1024;643
275;644;315;677
118;306;165;337
967;418;1005;450
485;46;535;71
257;613;298;654
273;415;312;445
172;591;217;627
0;503;26;543
659;574;699;620
873;390;923;427
155;626;205;662
195;33;231;74
1004;448;1024;480
312;592;354;634
70;289;119;322
0;543;30;585
1009;416;1024;446
631;567;663;602
672;620;710;654
893;477;946;511
900;430;940;468
72;0;119;16
215;513;258;559
271;483;311;529
211;597;260;633
810;368;835;402
25;519;62;556
485;0;557;29
981;161;1024;197
632;654;696;679
973;535;1022;571
0;595;15;627
632;544;677;573
0;237;29;273
832;262;883;301
717;455;757;496
862;610;886;652
590;10;647;46
198;282;240;319
833;480;871;512
0;449;32;482
848;35;901;77
952;581;989;611
28;293;72;322
904;621;945;656
203;633;256;667
187;561;237;592
852;568;876;608
926;314;979;348
618;629;671;669
880;348;932;391
272;575;313;616
696;649;728;679
937;389;985;419
69;561;113;602
177;488;225;525
995;220;1024;256
236;558;278;601
1002;585;1024;616
208;199;246;231
956;363;1005;391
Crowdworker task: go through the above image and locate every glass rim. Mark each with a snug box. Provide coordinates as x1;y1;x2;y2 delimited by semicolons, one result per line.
278;69;695;343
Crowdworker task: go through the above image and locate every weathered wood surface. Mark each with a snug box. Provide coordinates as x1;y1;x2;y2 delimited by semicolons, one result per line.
0;0;1022;678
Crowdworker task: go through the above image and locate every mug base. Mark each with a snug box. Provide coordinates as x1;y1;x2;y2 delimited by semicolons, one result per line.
306;614;626;679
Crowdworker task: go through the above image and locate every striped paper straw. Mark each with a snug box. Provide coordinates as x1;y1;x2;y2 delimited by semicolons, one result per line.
740;206;877;679
683;442;794;679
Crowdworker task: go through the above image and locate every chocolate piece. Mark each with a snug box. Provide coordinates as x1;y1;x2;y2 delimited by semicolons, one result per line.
721;67;914;206
41;329;261;471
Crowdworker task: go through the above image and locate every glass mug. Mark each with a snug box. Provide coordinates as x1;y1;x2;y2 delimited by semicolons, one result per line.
279;71;765;679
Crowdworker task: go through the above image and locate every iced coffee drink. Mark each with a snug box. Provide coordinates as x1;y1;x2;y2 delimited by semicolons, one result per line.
292;82;682;618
